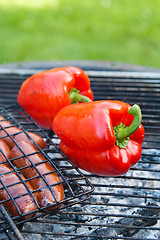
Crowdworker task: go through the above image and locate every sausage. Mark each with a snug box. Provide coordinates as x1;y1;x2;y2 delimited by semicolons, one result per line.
0;139;10;165
0;116;47;149
0;163;38;218
10;141;64;210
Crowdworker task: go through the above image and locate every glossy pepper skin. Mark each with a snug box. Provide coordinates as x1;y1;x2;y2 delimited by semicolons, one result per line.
17;66;93;129
52;100;145;177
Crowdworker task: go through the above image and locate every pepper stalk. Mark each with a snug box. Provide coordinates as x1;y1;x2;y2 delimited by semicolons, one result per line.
114;104;142;149
69;88;92;104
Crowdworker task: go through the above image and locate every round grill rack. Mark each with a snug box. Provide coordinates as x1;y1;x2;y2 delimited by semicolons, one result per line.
0;63;160;239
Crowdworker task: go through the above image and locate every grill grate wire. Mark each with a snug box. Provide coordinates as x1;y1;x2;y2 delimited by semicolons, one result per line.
0;69;160;239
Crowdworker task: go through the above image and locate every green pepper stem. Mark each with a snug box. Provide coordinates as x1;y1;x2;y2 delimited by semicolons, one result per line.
69;88;92;104
117;104;142;141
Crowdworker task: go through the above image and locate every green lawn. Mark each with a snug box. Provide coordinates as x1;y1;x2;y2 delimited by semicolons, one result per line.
0;0;160;68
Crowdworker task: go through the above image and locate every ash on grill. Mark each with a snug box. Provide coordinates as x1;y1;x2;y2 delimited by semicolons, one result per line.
21;147;160;240
0;69;160;239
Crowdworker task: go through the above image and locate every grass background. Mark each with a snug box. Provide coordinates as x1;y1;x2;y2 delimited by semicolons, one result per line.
0;0;160;68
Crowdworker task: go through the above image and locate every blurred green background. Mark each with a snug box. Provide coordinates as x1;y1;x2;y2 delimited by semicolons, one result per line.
0;0;160;68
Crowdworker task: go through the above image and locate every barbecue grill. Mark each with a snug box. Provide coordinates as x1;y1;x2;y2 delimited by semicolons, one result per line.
0;61;160;240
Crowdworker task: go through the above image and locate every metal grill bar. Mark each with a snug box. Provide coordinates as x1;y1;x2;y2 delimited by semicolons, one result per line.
0;68;160;78
19;231;157;240
0;204;24;240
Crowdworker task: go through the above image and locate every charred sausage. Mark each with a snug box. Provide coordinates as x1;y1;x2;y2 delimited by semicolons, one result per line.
0;116;47;149
0;163;38;218
0;139;10;165
10;141;64;210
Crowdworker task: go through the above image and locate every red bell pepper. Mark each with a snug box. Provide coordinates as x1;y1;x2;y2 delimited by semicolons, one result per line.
17;66;93;129
52;100;145;176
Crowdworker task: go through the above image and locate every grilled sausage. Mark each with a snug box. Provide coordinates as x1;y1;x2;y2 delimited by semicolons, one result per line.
0;139;10;165
0;163;38;218
0;116;47;149
10;141;64;210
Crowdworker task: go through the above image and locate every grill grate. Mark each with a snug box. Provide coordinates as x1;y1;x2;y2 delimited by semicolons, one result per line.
0;68;160;239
